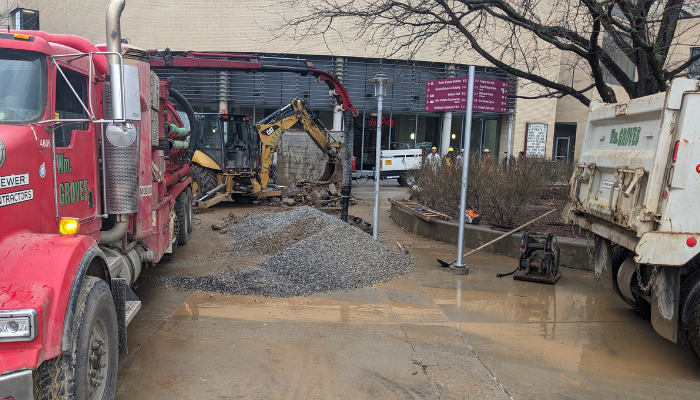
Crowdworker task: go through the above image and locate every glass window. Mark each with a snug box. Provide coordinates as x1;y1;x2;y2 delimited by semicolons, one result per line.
690;48;700;79
54;67;88;147
415;113;441;152
483;117;500;156
0;50;46;124
390;112;416;149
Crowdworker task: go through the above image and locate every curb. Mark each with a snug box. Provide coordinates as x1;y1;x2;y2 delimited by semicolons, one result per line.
390;203;594;271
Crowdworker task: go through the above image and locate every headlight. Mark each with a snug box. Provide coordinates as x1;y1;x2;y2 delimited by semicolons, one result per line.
0;309;38;342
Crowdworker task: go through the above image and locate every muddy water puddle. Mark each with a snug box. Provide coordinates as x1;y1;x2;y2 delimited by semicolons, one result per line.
172;290;396;324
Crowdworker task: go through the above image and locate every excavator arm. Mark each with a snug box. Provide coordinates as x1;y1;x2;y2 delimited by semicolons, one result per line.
253;99;342;193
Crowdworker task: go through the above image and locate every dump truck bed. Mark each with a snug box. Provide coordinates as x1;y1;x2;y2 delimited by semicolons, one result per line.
565;78;700;266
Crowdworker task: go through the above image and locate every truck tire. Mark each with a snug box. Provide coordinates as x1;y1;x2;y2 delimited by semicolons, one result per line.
33;277;118;400
176;191;189;245
611;245;651;319
186;187;193;233
681;274;700;359
189;164;217;200
397;175;407;186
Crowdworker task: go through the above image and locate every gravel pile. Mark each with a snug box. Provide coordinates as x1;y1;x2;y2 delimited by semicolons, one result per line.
156;206;415;297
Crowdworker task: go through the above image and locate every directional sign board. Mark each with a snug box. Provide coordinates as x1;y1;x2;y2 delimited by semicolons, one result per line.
425;77;509;113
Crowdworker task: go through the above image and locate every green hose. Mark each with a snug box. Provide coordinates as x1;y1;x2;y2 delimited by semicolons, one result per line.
168;124;189;137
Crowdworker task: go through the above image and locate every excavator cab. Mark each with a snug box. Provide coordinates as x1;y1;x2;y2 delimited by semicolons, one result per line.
194;113;259;173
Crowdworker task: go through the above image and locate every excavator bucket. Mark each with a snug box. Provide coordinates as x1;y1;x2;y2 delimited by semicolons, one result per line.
319;161;343;183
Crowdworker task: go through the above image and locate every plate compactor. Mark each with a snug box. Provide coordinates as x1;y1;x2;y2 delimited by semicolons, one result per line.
498;231;561;284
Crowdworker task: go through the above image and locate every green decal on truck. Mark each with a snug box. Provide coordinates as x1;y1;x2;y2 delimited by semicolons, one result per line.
610;127;641;146
59;179;89;206
55;154;73;174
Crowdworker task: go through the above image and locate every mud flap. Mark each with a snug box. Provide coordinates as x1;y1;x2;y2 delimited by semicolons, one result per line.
651;266;681;343
111;277;128;354
594;237;614;291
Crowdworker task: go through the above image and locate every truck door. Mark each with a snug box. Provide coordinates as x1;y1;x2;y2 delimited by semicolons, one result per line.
52;65;98;232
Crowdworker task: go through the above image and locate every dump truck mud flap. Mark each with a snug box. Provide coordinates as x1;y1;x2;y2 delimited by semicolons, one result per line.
594;237;614;291
652;266;681;343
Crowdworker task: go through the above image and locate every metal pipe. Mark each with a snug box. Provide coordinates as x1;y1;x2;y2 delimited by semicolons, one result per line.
360;109;365;178
341;110;353;222
454;66;475;271
106;0;126;120
369;74;392;240
100;214;129;244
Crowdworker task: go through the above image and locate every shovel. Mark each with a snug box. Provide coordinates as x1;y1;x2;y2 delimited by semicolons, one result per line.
437;209;557;268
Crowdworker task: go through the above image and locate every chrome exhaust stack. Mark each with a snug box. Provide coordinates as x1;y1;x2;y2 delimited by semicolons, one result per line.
101;0;138;244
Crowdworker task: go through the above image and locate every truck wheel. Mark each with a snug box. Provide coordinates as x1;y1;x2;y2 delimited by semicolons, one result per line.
611;245;651;319
189;164;217;199
33;277;118;400
681;275;700;358
186;187;193;233
397;175;406;186
176;191;189;245
679;267;700;344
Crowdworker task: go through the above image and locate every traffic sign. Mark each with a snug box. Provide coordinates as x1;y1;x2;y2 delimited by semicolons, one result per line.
425;77;508;113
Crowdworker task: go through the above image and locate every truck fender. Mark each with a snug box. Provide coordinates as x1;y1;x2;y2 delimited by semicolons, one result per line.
61;245;110;352
0;234;108;370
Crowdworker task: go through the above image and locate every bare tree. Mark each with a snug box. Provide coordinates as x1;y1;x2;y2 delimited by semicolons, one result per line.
266;0;700;106
0;1;16;30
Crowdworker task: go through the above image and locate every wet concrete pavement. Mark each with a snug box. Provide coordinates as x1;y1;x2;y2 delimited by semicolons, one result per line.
116;181;700;399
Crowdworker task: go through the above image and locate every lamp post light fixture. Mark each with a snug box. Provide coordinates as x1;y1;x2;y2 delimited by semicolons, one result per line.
369;73;393;241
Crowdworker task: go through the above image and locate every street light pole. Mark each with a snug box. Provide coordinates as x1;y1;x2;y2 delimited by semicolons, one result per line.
369;73;393;241
453;66;475;271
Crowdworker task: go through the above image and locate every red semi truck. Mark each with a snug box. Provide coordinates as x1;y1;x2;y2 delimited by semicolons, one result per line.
0;1;199;398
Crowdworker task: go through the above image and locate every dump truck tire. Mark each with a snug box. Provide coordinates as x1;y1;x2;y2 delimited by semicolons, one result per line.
681;274;700;359
189;164;218;199
611;245;651;319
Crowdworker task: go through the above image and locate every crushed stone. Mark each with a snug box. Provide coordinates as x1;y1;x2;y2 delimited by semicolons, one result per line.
153;206;415;297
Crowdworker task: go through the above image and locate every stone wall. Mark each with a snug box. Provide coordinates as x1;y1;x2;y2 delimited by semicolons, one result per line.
276;129;333;187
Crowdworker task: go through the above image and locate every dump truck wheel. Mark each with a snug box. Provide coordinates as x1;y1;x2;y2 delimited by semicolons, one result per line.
679;267;700;344
681;274;700;359
189;164;217;199
611;245;651;319
176;191;189;245
34;277;118;400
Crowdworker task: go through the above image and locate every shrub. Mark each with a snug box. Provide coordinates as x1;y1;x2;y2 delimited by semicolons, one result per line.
407;155;571;228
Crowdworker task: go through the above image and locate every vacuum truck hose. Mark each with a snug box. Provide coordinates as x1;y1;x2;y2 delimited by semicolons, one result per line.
168;88;199;162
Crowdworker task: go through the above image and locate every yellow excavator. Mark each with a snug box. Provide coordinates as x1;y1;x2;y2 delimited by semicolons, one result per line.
189;98;342;210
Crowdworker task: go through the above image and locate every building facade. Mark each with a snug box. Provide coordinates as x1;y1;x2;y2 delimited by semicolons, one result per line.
16;0;688;167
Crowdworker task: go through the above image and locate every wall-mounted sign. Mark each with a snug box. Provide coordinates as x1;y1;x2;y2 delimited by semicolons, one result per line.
367;116;395;128
524;123;548;157
425;77;509;113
